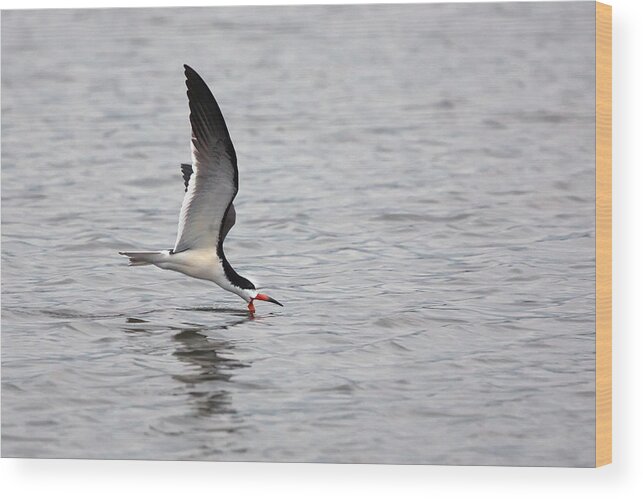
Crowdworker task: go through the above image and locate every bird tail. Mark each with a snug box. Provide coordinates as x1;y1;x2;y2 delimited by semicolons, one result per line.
119;251;166;267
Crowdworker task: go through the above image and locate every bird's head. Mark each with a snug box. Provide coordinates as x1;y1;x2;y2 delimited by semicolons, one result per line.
244;289;283;314
256;292;283;306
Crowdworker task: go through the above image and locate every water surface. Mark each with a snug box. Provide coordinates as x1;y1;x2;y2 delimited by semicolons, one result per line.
2;3;596;465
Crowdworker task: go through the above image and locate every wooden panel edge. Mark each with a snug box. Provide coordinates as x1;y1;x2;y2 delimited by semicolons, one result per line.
595;1;612;468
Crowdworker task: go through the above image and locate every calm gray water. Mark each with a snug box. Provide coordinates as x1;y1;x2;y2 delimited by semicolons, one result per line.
2;3;596;466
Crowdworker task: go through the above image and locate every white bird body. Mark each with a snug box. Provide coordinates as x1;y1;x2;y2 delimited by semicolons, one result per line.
147;249;256;301
155;249;221;282
120;65;282;313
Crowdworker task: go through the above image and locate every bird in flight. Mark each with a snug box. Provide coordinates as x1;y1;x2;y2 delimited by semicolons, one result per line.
120;65;283;314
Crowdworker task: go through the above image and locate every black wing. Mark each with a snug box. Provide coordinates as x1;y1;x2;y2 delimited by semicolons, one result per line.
173;65;239;252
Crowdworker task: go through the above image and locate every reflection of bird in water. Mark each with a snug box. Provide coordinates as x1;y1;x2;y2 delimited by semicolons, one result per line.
172;328;249;417
172;328;248;385
124;315;249;417
119;65;283;315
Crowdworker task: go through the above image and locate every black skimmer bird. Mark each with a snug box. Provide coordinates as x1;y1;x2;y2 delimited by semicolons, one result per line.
119;65;283;314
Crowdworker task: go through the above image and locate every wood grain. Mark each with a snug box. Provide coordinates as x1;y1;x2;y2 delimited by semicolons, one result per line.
595;1;612;468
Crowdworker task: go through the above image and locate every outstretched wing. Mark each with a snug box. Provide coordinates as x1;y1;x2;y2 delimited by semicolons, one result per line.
173;65;239;253
180;162;236;240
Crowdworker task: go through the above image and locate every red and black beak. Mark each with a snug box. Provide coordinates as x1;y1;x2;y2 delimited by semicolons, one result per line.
255;293;283;307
